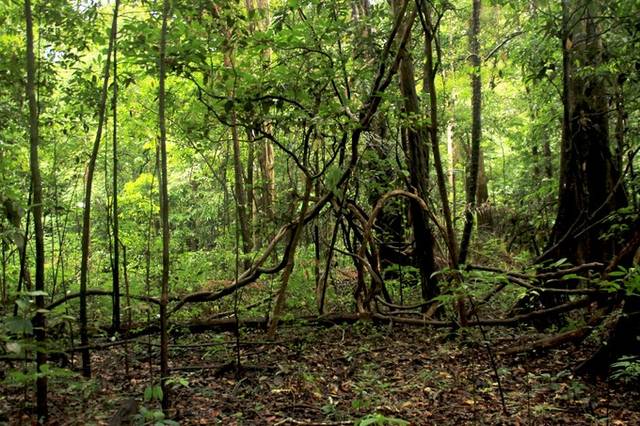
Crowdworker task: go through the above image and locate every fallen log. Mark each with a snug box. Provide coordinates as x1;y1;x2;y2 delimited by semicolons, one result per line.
500;325;594;356
500;304;611;356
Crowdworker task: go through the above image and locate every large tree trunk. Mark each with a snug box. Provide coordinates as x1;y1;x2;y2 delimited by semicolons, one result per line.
78;0;119;377
458;0;482;265
547;1;633;377
394;0;437;302
545;0;626;265
24;0;47;419
158;0;171;411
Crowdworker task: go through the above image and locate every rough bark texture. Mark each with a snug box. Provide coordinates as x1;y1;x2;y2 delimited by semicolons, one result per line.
24;0;47;419
545;0;626;265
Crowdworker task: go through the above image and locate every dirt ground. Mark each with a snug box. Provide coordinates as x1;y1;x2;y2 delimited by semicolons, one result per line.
2;321;639;425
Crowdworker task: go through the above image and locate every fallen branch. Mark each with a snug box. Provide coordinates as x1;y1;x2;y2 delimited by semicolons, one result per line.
500;304;610;356
374;295;432;311
500;327;593;356
472;296;595;326
374;296;597;327
536;262;604;280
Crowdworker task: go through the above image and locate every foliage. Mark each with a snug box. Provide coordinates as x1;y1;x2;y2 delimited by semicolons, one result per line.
1;0;639;422
356;413;409;426
610;356;640;385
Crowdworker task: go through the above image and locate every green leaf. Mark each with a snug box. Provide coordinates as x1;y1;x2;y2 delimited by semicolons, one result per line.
560;273;586;280
548;258;567;268
144;386;153;402
152;385;164;401
14;298;30;311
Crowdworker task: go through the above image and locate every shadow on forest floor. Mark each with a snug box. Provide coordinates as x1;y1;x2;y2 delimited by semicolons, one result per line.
2;322;639;425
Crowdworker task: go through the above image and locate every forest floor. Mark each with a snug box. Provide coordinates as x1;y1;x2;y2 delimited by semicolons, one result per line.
2;321;640;425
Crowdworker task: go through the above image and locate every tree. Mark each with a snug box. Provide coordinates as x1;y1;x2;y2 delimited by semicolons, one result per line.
458;0;482;266
393;0;437;303
544;0;627;264
111;3;121;333
24;0;47;419
78;0;119;378
158;0;171;410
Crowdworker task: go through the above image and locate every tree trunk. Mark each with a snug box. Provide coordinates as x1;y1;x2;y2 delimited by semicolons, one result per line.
458;0;482;266
111;3;120;333
419;1;457;265
24;0;47;419
254;0;276;224
78;0;119;378
446;119;456;227
158;0;171;411
545;0;627;265
221;31;253;267
394;0;437;302
476;149;491;229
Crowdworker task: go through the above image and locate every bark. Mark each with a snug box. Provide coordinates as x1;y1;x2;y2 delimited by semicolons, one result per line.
545;0;627;264
24;0;47;419
458;0;482;266
158;0;171;410
394;0;437;302
78;0;119;377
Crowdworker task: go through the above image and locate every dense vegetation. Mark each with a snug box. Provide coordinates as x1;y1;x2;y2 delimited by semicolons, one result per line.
1;0;639;424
